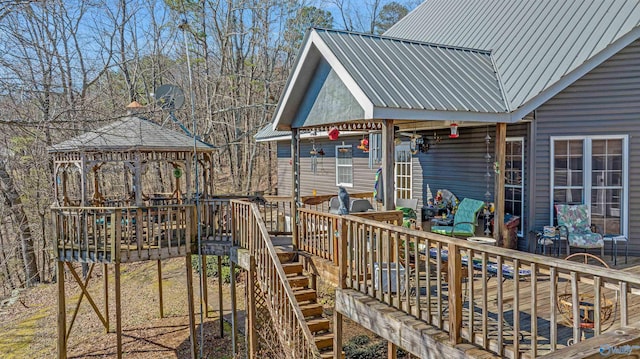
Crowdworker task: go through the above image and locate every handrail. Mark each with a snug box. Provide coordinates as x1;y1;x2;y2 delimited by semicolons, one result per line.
299;208;640;358
231;200;321;358
297;207;403;265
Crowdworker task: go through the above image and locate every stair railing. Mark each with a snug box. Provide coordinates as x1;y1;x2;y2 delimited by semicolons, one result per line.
231;199;322;359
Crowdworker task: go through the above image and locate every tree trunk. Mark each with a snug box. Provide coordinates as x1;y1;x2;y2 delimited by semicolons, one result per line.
0;160;40;286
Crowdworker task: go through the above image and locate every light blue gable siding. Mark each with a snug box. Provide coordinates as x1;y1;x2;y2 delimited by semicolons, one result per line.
291;59;364;129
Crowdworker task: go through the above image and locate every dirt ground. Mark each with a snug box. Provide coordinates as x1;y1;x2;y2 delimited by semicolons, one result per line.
0;258;245;359
0;257;385;359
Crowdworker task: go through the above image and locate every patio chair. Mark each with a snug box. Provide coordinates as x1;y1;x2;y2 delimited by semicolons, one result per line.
396;198;419;229
430;198;485;238
554;204;604;257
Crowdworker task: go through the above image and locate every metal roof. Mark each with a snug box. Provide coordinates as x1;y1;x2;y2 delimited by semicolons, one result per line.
315;29;507;113
254;124;291;142
384;0;640;111
49;116;214;153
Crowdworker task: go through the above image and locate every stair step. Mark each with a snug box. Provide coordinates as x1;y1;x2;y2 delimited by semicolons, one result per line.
294;288;317;303
287;275;309;288
307;318;330;333
276;250;296;263
300;303;324;318
282;262;304;275
315;333;334;350
320;352;345;359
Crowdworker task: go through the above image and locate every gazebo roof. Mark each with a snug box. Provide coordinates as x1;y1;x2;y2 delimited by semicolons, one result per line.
49;116;214;153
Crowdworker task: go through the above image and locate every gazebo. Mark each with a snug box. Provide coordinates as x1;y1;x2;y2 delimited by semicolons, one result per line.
49;115;215;359
50;116;215;208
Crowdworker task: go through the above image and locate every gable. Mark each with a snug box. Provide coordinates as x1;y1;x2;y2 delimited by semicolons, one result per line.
292;59;364;128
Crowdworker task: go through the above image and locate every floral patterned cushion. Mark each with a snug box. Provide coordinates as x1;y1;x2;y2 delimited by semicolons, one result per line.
554;204;604;248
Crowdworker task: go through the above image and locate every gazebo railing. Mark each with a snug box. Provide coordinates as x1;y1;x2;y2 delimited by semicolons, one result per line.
52;204;194;262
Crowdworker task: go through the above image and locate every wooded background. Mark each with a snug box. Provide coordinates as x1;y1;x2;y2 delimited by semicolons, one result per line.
0;0;413;297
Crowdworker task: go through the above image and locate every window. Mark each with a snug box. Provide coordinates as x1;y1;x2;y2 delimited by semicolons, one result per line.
551;136;627;235
395;144;412;200
368;133;382;168
335;145;353;187
505;138;524;235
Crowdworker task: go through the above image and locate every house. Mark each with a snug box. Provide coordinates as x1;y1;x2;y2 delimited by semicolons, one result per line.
258;0;640;253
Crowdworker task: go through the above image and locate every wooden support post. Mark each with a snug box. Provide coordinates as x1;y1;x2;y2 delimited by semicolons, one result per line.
115;262;122;359
494;123;507;245
247;257;257;357
381;120;395;210
104;263;109;333
157;259;164;318
291;128;300;249
388;342;398;359
57;261;67;359
230;261;238;355
448;243;462;344
185;255;197;359
201;255;209;318
334;217;347;359
217;256;224;337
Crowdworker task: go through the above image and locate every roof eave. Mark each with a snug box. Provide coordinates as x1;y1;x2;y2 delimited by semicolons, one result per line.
372;106;514;123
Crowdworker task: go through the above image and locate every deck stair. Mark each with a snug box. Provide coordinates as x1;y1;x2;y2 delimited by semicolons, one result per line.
278;251;343;359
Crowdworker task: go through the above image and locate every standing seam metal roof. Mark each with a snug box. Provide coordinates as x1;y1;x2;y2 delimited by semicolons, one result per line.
49;116;214;152
315;29;508;113
384;0;640;111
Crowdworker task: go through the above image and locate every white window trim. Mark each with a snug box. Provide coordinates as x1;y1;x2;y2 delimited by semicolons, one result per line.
506;137;524;236
549;135;629;237
394;143;412;201
335;144;353;187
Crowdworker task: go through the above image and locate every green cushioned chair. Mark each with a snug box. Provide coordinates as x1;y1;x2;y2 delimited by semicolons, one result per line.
431;198;485;237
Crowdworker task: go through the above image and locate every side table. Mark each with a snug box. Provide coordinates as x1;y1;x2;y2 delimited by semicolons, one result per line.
536;226;560;256
602;234;628;265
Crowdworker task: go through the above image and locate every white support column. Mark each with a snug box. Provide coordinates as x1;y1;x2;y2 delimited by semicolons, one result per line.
381;120;395;210
291;128;300;249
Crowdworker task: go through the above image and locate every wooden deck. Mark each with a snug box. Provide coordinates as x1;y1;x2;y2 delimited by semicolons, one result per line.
289;206;640;358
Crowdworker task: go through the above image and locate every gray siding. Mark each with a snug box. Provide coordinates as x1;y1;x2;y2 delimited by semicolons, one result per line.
277;136;378;198
276;123;528;247
416;124;528;244
533;39;640;254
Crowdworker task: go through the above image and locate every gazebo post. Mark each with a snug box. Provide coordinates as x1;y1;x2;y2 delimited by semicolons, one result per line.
185;157;193;199
80;154;88;207
134;152;143;206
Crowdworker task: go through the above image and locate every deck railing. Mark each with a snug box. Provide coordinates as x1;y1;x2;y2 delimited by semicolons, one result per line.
297;208;640;358
297;208;402;265
231;200;321;358
199;196;292;241
52;205;193;263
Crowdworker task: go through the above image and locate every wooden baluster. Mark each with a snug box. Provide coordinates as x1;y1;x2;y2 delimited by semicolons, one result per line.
530;263;537;358
448;243;462;344
468;248;474;342
571;271;579;343
621;281;628;327
513;259;520;356
497;255;503;354
594;276;601;336
550;267;557;351
481;252;488;346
